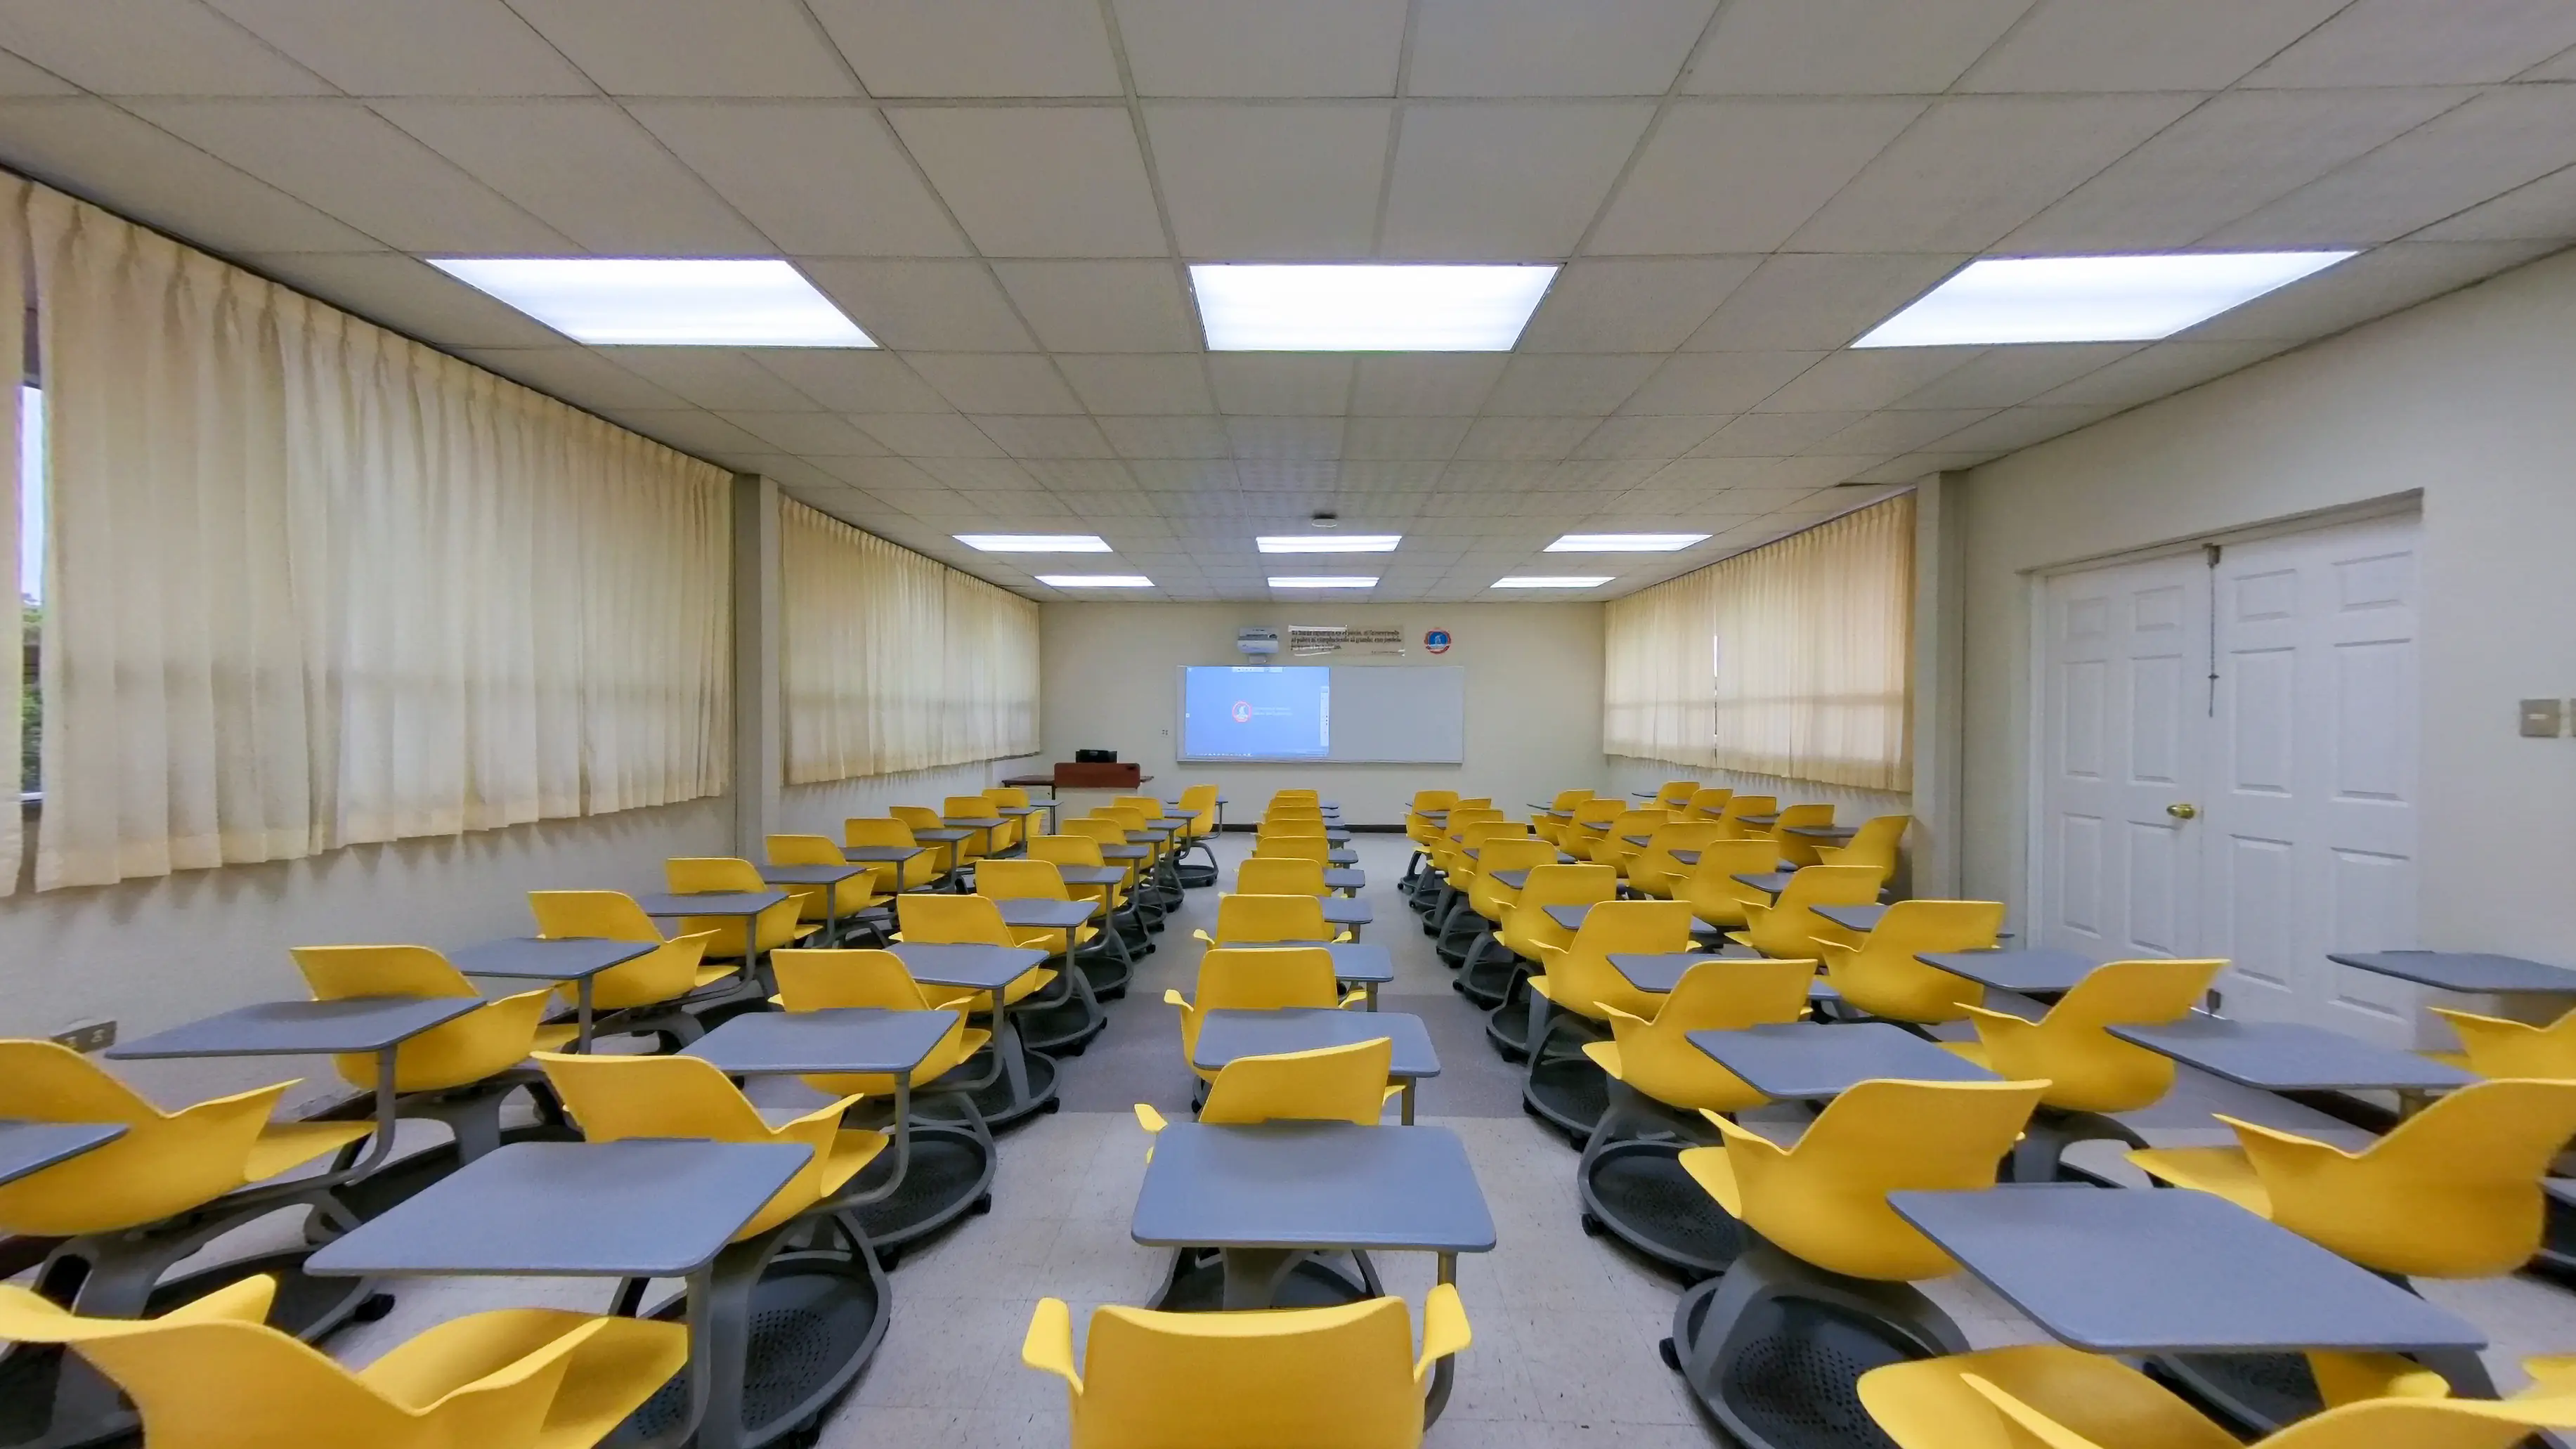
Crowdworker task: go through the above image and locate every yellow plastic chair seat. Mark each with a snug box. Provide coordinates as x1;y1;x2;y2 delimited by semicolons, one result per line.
240;1121;377;1184
2125;1145;2275;1216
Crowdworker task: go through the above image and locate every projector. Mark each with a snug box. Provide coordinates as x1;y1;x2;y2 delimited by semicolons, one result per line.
1237;628;1280;656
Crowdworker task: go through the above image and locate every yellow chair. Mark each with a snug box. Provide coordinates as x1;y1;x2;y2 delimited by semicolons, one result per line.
895;893;1060;1013
845;816;942;893
1652;779;1701;808
1580;809;1672;872
1530;788;1594;845
1022;1287;1470;1449
1169;782;1223;882
1767;803;1840;867
1523;899;1698;1138
1712;793;1778;841
526;891;733;1046
1820;814;1911;890
1557;797;1625;862
664;857;812;963
1627;821;1729;899
768;833;892;940
1269;788;1324;810
2428;1003;2576;1078
984;785;1036;852
1814;899;2008;1024
774;948;993;1101
1471;862;1620;1030
1448;835;1560;965
1857;1341;2576;1449
0;1273;687;1449
1728;864;1885;960
1680;787;1734;821
1136;1039;1396;1136
1237;855;1329;897
1251;831;1334;864
1194;892;1343;947
1097;803;1170;881
940;795;1009;864
1677;839;1791;933
291;944;569;1095
977;857;1102;959
1949;959;2227;1115
890;805;961;876
1032;832;1138;944
1162;947;1362;1082
2129;1078;2576;1281
536;1051;881;1240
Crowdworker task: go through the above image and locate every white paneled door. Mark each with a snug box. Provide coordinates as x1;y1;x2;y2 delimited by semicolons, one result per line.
2036;514;2422;1041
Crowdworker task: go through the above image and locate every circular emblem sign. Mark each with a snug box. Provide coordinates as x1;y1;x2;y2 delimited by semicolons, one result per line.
1231;699;1254;722
1423;628;1452;654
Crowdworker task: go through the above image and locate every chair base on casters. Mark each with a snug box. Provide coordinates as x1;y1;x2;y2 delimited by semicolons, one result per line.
1523;1003;1611;1144
2147;1340;2496;1441
1485;982;1537;1061
1150;1247;1383;1313
935;1040;1061;1129
843;1107;996;1263
1455;937;1518;1008
2000;1108;2147;1184
1014;970;1107;1057
1663;1240;1966;1449
611;1212;890;1449
1577;1084;1744;1281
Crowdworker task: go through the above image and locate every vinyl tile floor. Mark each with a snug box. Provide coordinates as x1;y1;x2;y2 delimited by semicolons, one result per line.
105;831;2576;1447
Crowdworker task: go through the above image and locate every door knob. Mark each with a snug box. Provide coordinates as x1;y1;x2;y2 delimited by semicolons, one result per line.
2166;803;2199;820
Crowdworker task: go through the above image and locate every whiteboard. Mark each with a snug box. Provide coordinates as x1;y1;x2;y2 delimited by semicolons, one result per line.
1324;665;1465;763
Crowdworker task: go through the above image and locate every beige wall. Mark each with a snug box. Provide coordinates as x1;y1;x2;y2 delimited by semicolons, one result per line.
1956;246;2576;956
1040;601;1606;824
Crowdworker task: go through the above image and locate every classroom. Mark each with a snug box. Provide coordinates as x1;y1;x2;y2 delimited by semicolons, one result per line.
1;4;2574;1447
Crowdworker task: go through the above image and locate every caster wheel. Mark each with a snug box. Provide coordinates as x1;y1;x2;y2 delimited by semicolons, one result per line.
1580;1211;1604;1237
877;1247;902;1271
1566;1129;1587;1150
1522;1100;1544;1120
1041;1098;1062;1113
353;1292;397;1323
1659;1337;1682;1373
1062;1044;1086;1058
971;1193;994;1216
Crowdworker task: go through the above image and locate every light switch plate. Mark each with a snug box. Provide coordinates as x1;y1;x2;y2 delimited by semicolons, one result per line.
2522;698;2565;737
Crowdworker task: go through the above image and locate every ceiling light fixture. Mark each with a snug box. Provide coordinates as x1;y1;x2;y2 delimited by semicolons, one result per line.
1854;252;2357;347
430;258;873;346
1037;574;1154;588
1545;533;1709;552
1268;576;1378;589
1257;535;1402;554
1192;264;1557;351
954;533;1112;552
1493;576;1613;589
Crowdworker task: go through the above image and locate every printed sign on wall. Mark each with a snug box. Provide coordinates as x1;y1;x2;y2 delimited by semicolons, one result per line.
1423;628;1452;654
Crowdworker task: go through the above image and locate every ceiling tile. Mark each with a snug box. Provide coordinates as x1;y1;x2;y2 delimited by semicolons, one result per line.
992;261;1198;352
630;103;968;255
2205;87;2576;246
0;0;329;96
1113;0;1407;97
1017;458;1133;488
833;459;947;492
0;98;379;252
1098;414;1232;459
1890;344;2142;409
374;98;771;253
452;346;688;410
1454;416;1599;460
2247;0;2576;86
134;98;575;252
1570;414;1728;459
244;252;566;347
1482;354;1660;414
738;454;849;490
909;353;1084;414
799;260;1034;351
1588;99;1922;254
597;348;825;410
1209;354;1355;414
2026;339;2296;407
1851;451;2003;483
2176;239;2563;339
970;414;1117;459
1342;416;1472;460
1129;459;1239;490
852;412;1003;457
1517;258;1757;352
718;410;885;455
1926;404;2125;453
1381;102;1653;258
1634;456;1788;489
753;351;953;412
2415;162;2576;242
591;408;771;460
888;106;1168;258
1236;457;1340;486
1957;0;2349;91
1809;408;1998;455
1228;417;1345;460
1684;253;1965;352
1350;355;1508;415
507;0;856;96
0;47;68;95
1056;353;1218;414
913;456;1034;488
1689;411;1862;455
1144;103;1391;258
1755;348;1984;412
1620;351;1822;414
204;0;594;96
1790;94;2202;252
1340;460;1449;487
1685;0;2033;95
1752;457;1886;489
1407;0;1717;97
809;0;1121;98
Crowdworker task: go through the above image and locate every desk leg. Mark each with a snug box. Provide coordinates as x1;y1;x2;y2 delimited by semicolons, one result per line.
1219;1247;1298;1310
691;1242;769;1449
1424;1253;1459;1427
1365;982;1379;1012
1400;1079;1416;1126
630;1265;719;1449
994;999;1033;1110
826;886;839;948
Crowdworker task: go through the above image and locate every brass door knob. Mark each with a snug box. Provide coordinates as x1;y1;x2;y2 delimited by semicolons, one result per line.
2166;803;2199;820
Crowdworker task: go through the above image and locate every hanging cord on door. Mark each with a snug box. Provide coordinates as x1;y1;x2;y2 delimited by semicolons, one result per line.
2204;542;2222;717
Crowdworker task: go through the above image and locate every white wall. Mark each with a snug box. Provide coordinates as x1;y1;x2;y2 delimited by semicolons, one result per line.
1956;246;2576;957
1040;602;1606;824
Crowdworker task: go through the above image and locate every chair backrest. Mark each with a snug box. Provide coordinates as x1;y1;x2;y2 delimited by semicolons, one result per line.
1681;787;1733;819
1713;794;1778;838
1948;1363;2576;1449
1210;893;1331;944
2433;1005;2576;1079
1065;817;1127;846
897;892;1015;947
667;857;765;893
987;786;1032;809
843;817;918;848
1238;856;1328;897
1501;864;1620;956
1177;783;1221;814
0;1038;164;1126
1270;788;1322;807
1627;822;1728;892
887;804;946;834
292;945;540;1095
1442;807;1507;839
977;858;1070;901
1094;805;1150;833
535;1052;847;1238
1655;779;1699;806
528;890;665;943
1816;899;2008;1020
1726;1079;2048;1281
1535;899;1698;1020
1112;794;1164;819
1029;833;1107;868
773;949;935;1011
0;1042;292;1237
1742;866;1883;957
291;944;476;1001
1251;833;1334;863
1068;1297;1426;1449
1828;814;1911;877
766;833;845;868
1676;840;1793;930
1968;958;2225;1113
1193;947;1344;1011
1199;1039;1394;1126
1469;837;1561;911
1408;789;1461;814
1653;957;1819;1033
1595;810;1673;857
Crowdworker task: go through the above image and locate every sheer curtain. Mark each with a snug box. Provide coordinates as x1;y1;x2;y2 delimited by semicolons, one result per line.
1604;495;1915;792
780;500;1039;784
0;178;21;896
30;184;730;892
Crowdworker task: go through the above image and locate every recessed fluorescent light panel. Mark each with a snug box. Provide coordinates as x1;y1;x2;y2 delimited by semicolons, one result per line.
1192;265;1556;351
954;533;1112;552
1268;576;1378;589
1854;252;2357;348
1494;576;1613;589
1256;535;1403;554
1545;533;1709;553
431;259;873;346
1038;574;1154;588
